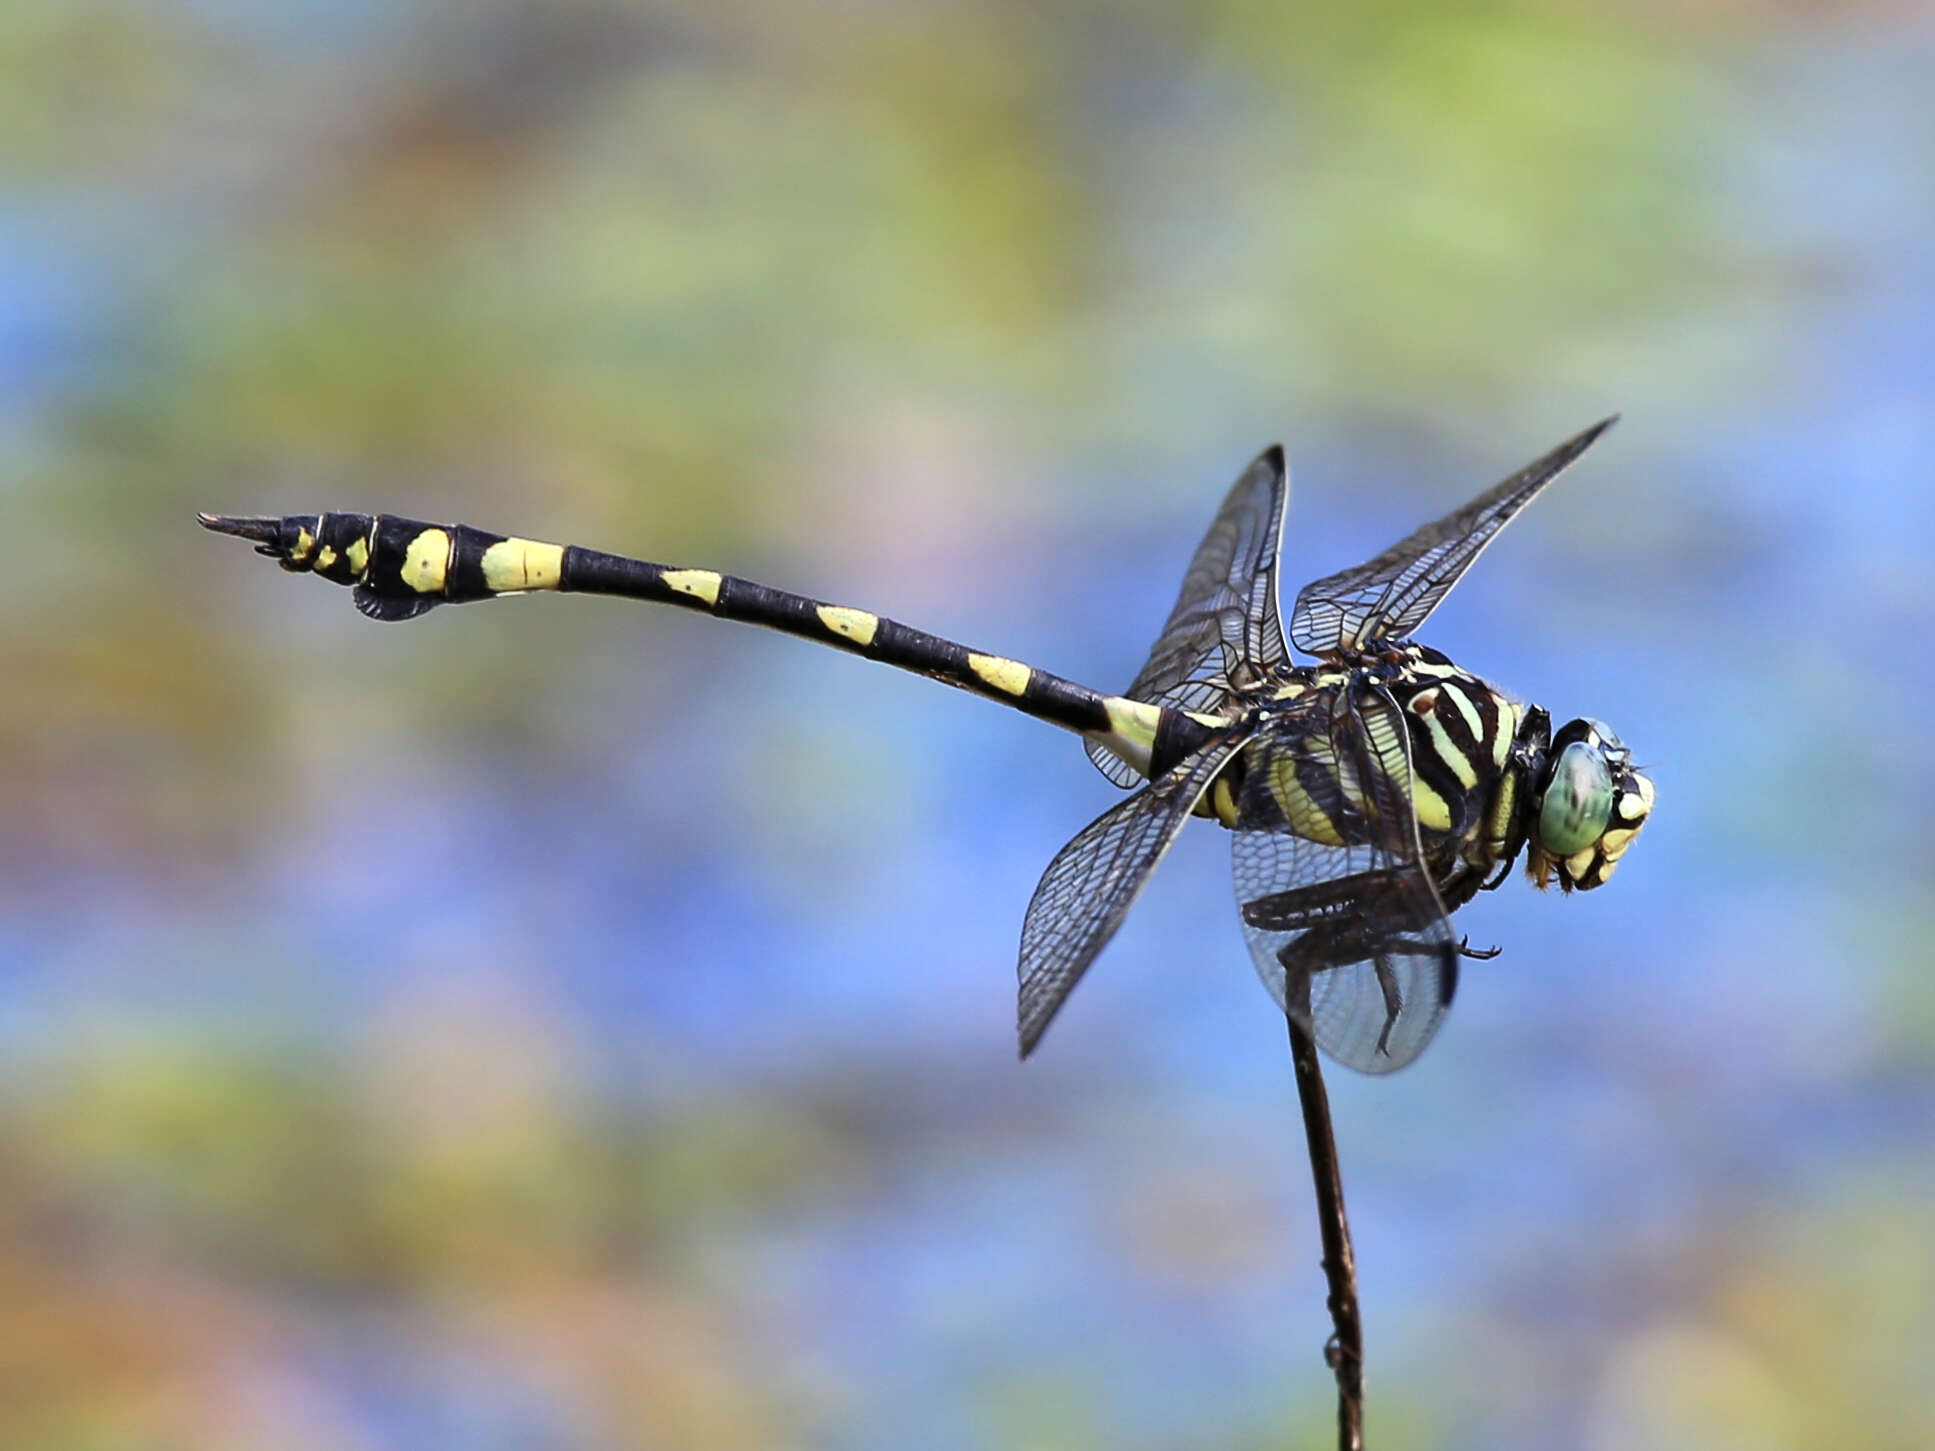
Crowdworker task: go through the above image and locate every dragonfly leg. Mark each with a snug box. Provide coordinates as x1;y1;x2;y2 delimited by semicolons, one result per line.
1371;956;1404;1058
1242;866;1416;933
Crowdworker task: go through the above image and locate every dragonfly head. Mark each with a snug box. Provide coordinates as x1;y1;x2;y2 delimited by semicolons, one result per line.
1526;717;1653;893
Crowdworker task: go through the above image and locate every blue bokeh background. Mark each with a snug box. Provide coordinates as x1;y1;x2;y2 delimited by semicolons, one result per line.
3;3;1930;1448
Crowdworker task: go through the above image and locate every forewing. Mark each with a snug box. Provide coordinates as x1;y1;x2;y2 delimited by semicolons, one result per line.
1020;731;1245;1054
1229;686;1459;1074
1086;447;1288;787
1289;417;1616;657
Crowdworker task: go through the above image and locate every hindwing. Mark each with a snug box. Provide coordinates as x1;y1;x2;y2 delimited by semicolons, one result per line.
1087;447;1288;786
1228;682;1460;1073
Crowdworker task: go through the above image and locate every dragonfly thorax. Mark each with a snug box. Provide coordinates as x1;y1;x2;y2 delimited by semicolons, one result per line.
1214;643;1526;863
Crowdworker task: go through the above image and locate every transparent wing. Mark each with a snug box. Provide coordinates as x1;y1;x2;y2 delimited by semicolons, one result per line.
1289;417;1616;658
1086;447;1288;787
1020;730;1246;1055
1230;685;1459;1074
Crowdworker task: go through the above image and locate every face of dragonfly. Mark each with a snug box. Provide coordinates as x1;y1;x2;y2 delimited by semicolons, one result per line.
1527;717;1654;892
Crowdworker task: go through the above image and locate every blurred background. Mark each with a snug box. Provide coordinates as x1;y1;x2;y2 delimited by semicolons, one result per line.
3;1;1931;1447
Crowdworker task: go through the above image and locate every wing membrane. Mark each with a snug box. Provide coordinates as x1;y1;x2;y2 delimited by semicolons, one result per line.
1086;448;1288;787
1230;685;1459;1073
1020;730;1245;1054
1289;417;1616;658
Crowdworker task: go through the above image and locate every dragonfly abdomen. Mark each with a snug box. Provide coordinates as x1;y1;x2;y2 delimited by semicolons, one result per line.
197;510;1220;778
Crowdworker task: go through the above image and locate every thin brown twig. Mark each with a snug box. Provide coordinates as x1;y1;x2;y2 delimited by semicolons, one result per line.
1288;1011;1364;1450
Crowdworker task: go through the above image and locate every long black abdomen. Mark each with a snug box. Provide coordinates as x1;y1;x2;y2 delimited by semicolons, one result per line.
197;510;1218;775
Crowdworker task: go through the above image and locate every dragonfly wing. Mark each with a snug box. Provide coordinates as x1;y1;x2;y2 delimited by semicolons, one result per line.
1289;417;1616;657
1020;731;1246;1054
1086;447;1288;786
1230;685;1460;1074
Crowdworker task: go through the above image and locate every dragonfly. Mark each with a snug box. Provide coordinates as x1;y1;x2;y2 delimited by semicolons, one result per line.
201;418;1652;1072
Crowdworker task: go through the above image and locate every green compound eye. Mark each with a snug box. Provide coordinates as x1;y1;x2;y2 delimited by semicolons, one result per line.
1539;739;1615;856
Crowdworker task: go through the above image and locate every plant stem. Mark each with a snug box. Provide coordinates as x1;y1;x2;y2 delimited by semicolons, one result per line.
1288;1012;1364;1450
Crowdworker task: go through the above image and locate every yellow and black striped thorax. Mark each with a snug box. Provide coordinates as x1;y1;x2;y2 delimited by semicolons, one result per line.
1201;644;1521;856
